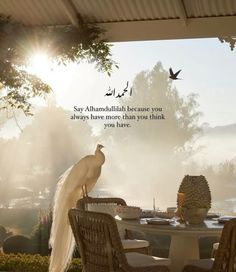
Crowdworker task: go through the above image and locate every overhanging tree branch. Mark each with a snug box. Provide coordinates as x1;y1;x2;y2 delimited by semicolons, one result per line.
0;14;117;116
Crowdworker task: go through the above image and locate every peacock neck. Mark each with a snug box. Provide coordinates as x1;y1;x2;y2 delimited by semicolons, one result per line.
95;149;105;166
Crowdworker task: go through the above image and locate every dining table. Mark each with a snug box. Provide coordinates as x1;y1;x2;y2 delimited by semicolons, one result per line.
116;217;223;272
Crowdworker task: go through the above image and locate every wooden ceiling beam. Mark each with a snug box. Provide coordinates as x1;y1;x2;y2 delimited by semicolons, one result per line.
98;16;236;42
176;0;188;26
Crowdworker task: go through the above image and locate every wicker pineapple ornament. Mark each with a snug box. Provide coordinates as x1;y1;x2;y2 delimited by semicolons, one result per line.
177;175;211;209
176;175;211;224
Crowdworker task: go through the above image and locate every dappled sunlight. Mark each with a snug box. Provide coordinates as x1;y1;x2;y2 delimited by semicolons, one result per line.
27;51;52;81
0;105;95;208
1;41;236;214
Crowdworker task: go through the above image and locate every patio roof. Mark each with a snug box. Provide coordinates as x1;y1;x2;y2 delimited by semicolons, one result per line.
0;0;236;42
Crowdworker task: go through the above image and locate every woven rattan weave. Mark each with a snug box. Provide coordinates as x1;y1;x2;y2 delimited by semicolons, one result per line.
76;197;149;254
76;197;127;211
68;209;169;272
183;218;236;272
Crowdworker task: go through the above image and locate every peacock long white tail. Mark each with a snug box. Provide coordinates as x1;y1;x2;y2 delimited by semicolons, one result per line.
49;166;82;272
49;144;105;272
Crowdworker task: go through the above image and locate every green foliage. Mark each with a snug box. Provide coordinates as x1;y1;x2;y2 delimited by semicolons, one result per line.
128;62;201;147
0;105;94;207
30;209;81;257
103;62;202;154
218;160;236;183
0;66;51;115
30;209;52;255
201;159;236;202
2;235;32;254
100;62;202;203
0;225;12;247
0;14;117;115
0;253;82;272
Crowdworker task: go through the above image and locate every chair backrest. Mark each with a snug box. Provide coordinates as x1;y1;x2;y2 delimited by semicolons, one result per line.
68;209;129;272
77;197;130;240
213;218;236;272
76;197;127;211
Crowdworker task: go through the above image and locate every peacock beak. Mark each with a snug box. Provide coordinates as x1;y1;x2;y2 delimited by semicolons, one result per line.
97;144;104;149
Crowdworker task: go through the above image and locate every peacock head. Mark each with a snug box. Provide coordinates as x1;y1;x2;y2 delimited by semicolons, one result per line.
97;144;104;150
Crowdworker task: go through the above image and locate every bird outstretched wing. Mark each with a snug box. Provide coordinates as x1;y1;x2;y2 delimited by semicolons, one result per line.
174;69;181;77
169;67;174;77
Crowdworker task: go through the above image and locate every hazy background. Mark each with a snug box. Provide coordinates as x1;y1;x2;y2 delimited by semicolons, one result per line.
0;38;236;213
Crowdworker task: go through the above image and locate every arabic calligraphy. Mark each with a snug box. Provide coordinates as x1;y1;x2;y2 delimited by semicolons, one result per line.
105;81;132;98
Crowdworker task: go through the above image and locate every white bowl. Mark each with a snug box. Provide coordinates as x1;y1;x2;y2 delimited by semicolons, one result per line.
167;207;176;213
116;205;142;219
87;204;117;217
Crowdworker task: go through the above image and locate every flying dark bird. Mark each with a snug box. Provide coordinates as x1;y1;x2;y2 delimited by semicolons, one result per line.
169;68;181;80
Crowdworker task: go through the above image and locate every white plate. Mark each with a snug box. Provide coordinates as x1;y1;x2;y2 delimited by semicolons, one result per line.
146;218;173;225
206;213;220;219
154;212;174;219
218;216;236;224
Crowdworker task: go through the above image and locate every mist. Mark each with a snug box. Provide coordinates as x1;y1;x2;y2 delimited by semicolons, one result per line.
0;62;236;215
0;104;94;208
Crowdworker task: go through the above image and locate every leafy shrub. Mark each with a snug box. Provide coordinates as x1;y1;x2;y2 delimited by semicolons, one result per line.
30;209;52;255
0;225;12;247
3;235;32;254
0;253;82;272
30;209;80;257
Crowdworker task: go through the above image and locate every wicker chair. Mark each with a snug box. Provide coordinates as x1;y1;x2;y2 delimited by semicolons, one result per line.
69;209;170;272
77;197;127;212
182;218;236;272
77;197;150;254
